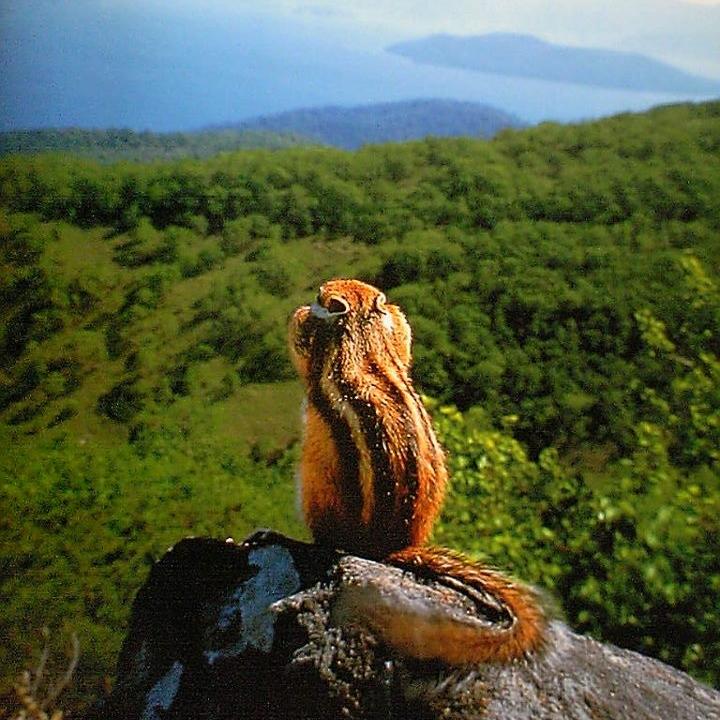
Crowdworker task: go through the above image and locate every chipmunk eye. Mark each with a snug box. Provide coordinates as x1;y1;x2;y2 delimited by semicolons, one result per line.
327;296;349;315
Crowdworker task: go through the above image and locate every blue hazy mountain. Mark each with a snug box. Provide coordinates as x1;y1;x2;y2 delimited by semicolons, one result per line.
233;100;524;149
388;34;720;95
1;1;716;132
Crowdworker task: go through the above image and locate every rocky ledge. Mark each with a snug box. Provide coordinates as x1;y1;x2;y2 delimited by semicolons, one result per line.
86;531;720;719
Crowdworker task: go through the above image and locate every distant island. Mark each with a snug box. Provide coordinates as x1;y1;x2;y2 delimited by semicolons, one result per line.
233;99;525;150
388;33;720;95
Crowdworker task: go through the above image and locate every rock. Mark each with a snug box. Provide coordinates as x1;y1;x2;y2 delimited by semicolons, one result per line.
87;531;720;720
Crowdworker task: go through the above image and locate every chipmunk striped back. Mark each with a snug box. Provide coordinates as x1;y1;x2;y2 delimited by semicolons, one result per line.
288;279;447;558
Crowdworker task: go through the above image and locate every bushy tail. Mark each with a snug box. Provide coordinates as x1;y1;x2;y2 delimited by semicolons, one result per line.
336;546;547;666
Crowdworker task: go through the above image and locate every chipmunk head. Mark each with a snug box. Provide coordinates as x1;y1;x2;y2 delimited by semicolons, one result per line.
289;279;411;384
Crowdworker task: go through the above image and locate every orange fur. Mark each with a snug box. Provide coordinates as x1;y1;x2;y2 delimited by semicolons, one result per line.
300;405;345;531
289;279;546;664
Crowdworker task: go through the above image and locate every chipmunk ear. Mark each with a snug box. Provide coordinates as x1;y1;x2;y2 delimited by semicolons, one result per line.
373;292;387;311
327;296;350;315
310;295;349;320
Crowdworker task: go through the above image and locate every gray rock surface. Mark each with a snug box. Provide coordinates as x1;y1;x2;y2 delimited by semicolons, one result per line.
87;531;720;719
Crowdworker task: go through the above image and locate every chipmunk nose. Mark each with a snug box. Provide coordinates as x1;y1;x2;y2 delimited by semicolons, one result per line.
310;303;331;320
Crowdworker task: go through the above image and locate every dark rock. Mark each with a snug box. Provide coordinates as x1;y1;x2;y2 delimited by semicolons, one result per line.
87;531;720;720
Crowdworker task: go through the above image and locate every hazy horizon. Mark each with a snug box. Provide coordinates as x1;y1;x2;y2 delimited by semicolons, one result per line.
1;0;718;132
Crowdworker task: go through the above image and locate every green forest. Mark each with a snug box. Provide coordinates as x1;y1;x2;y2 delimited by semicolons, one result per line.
1;101;719;712
0;127;309;163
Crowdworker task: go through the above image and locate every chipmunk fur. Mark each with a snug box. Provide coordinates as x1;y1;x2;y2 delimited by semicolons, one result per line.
288;278;545;664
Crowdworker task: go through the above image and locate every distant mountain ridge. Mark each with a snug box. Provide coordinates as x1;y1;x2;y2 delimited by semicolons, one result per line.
389;34;720;95
0;100;525;160
0;127;310;162
233;99;525;150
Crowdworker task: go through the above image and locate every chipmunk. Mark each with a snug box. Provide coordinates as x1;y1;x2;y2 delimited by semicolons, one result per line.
288;279;546;665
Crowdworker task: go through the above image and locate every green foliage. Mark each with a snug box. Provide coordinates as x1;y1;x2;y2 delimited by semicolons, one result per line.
1;102;720;707
0;215;59;365
96;378;144;422
191;274;293;383
0;127;311;163
434;260;720;685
